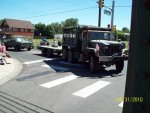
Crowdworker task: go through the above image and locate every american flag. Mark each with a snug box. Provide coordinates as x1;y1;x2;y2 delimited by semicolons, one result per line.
96;44;100;50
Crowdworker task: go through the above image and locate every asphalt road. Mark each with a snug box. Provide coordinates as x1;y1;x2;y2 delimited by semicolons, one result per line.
0;48;128;113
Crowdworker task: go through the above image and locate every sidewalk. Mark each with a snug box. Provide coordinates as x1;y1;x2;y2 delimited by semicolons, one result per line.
0;58;23;85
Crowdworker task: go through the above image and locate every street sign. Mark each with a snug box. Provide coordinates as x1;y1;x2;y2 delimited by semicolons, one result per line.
104;10;111;16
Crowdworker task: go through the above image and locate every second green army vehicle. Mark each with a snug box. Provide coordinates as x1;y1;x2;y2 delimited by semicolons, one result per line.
3;36;33;51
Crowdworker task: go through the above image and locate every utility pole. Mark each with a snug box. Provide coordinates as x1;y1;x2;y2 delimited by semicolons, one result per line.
111;0;115;29
123;0;150;113
98;5;101;27
97;0;101;27
97;0;104;27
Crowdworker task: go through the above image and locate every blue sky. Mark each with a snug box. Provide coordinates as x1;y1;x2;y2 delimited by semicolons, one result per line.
0;0;132;30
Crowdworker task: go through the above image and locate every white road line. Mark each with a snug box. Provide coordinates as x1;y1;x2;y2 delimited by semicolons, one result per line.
40;75;78;88
29;50;41;54
60;61;84;67
23;59;53;65
73;81;111;98
42;64;69;71
118;101;124;107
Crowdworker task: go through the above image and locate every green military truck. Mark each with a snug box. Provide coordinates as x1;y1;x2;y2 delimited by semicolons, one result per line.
3;36;33;51
62;25;125;73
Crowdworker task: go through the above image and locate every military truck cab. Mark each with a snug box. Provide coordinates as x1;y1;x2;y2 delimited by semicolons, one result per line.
62;25;124;73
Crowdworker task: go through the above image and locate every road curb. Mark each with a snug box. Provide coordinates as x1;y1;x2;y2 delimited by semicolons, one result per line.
0;58;23;85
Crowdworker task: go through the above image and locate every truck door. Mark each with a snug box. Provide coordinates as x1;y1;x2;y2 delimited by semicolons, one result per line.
81;31;88;51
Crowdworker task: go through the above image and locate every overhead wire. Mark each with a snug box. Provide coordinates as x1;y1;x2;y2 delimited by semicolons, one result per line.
14;0;96;17
18;5;131;19
19;6;97;19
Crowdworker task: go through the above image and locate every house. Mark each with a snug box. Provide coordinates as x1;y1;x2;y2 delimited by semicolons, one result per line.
0;18;35;39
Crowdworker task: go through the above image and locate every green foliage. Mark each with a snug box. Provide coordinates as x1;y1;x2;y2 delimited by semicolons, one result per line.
51;22;63;34
0;19;3;25
34;22;46;35
45;24;55;38
34;18;78;37
34;23;55;38
115;27;130;41
122;27;130;33
62;18;79;27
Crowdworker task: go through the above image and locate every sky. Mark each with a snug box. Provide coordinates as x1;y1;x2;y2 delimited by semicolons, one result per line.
0;0;132;30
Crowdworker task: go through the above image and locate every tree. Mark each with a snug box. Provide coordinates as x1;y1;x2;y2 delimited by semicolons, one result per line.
0;19;3;25
63;18;79;27
51;22;62;34
34;22;46;36
45;24;55;38
122;27;130;33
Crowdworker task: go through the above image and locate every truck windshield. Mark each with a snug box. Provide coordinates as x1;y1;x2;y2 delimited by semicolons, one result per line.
89;32;112;40
16;37;23;42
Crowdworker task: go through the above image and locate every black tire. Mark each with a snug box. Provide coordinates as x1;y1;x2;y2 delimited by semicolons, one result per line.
57;51;62;56
89;56;99;73
27;47;31;51
62;48;67;60
67;50;73;63
46;49;53;57
15;45;21;51
5;46;8;50
115;59;124;73
42;49;47;56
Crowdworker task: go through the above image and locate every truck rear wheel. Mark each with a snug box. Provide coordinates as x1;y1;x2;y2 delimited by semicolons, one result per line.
27;47;31;51
115;59;124;73
67;50;73;63
90;56;99;73
46;49;53;57
42;49;47;56
62;49;67;60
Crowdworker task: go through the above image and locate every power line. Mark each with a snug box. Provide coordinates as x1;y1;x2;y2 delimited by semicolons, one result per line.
19;6;97;19
18;5;131;19
13;0;96;17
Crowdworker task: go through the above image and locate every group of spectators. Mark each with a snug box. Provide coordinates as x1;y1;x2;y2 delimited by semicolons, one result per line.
0;42;10;64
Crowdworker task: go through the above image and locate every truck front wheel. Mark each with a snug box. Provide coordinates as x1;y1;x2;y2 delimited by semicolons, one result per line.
62;49;67;60
67;50;73;63
90;56;99;73
115;59;124;73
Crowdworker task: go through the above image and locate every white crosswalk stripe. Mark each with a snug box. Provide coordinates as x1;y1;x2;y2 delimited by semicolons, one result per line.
72;81;111;98
28;50;41;54
42;64;69;71
39;73;111;98
40;75;78;88
23;59;53;65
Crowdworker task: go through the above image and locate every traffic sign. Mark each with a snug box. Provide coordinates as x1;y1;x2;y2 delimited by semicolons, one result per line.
104;10;111;16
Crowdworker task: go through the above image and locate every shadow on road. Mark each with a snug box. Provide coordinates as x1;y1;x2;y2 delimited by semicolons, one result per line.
42;59;123;79
17;56;123;81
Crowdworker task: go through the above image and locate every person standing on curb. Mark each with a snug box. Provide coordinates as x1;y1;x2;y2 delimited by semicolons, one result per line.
0;42;11;64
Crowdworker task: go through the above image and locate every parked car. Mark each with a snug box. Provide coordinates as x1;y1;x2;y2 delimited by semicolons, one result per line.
3;36;34;51
40;38;49;45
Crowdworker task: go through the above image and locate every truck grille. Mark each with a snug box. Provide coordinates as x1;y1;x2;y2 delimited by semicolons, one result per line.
103;45;121;56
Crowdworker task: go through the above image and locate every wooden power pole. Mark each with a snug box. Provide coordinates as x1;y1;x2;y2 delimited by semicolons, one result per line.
123;0;150;113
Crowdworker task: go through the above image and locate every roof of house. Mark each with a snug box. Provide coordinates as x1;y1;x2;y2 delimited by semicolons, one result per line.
2;18;35;29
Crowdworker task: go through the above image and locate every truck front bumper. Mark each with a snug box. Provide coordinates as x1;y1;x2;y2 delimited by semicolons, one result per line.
99;56;123;62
